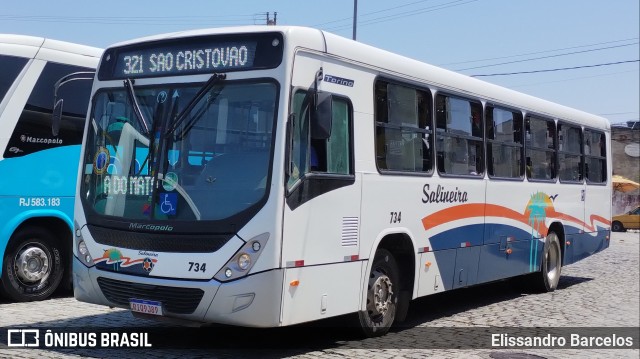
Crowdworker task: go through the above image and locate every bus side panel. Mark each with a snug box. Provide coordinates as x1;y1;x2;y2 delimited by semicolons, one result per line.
283;52;367;267
566;230;609;265
481;180;562;281
280;261;363;326
0;146;79;267
417;249;456;296
452;246;480;289
0;145;81;197
477;240;532;283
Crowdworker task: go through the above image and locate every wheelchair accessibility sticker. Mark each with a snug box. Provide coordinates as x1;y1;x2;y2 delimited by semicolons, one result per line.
159;192;177;215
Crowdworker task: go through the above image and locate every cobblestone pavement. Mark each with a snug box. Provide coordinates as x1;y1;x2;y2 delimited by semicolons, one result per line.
0;231;638;358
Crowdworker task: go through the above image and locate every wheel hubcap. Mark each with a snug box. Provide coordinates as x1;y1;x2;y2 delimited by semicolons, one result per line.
368;273;393;317
15;246;50;282
546;241;559;283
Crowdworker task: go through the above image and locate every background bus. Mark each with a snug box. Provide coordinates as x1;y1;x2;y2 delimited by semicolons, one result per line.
0;34;101;301
73;26;611;336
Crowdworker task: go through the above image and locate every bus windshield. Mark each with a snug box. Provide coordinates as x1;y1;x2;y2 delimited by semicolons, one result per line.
81;79;277;222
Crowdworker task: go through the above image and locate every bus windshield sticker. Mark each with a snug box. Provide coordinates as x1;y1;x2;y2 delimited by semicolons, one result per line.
162;172;178;191
93;147;110;175
158;193;177;216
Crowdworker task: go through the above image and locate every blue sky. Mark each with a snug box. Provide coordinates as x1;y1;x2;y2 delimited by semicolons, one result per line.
2;0;638;124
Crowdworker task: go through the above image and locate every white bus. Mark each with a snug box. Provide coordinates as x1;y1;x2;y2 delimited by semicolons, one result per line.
0;35;101;301
73;26;611;336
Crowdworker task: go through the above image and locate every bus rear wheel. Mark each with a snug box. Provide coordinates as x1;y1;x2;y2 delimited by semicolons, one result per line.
0;228;64;302
358;248;399;337
530;231;562;292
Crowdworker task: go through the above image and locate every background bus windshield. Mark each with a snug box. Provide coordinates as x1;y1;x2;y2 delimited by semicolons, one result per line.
81;80;277;222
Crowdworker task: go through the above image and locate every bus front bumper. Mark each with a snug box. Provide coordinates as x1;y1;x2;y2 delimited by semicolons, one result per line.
73;256;284;327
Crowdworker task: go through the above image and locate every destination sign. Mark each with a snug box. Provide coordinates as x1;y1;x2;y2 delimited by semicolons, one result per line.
99;33;283;80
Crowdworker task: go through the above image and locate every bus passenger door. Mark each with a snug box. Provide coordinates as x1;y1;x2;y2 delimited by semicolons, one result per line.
280;56;363;325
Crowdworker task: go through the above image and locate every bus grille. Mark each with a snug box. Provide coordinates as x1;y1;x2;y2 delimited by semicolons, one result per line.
87;225;232;253
97;277;204;314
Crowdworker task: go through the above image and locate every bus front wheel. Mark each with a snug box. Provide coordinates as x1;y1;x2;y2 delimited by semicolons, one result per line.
0;227;64;302
358;248;399;337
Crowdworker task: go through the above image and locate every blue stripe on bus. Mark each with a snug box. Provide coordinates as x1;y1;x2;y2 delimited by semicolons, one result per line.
0;145;81;196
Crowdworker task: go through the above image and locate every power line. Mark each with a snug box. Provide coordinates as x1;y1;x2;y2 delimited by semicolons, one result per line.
439;37;640;66
324;0;479;32
599;112;638;116
508;69;639;89
0;13;260;26
470;60;639;77
455;42;639;71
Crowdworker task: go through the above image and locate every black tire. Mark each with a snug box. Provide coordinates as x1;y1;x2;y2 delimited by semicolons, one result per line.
611;221;625;232
530;231;562;292
358;249;399;337
0;227;64;302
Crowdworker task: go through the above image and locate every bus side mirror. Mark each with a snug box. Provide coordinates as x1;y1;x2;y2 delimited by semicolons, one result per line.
50;71;95;137
52;98;63;136
311;92;332;140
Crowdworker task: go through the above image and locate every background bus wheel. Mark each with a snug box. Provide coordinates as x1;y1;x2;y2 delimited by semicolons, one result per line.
0;228;64;302
530;231;562;292
358;249;399;337
611;221;625;232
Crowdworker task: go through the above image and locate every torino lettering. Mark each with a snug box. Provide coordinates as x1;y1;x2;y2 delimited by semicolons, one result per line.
149;46;248;73
103;176;154;196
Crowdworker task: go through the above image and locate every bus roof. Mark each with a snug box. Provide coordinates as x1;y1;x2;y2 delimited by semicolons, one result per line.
0;34;102;66
104;26;609;131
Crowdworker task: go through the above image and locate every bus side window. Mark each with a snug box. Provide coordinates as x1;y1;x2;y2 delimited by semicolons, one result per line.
0;55;29;104
584;129;607;183
3;62;93;158
486;106;524;179
435;94;483;176
375;80;432;174
525;116;557;181
558;123;583;182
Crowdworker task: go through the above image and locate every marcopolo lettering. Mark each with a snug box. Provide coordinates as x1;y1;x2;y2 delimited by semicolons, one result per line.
324;74;354;87
129;223;174;232
21;136;63;145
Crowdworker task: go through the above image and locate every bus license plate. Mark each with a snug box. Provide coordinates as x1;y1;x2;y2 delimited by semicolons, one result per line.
129;299;163;316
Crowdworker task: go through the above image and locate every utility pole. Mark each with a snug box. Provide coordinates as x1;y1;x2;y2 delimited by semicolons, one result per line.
352;0;357;40
266;12;277;25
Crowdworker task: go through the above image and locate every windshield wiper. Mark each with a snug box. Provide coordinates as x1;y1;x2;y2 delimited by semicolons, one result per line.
123;78;151;136
166;72;226;139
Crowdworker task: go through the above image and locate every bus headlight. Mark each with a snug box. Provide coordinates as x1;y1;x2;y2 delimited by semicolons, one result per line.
77;240;94;266
214;233;269;282
78;240;89;255
75;221;94;267
238;253;251;270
